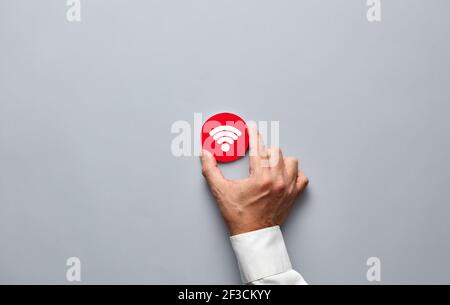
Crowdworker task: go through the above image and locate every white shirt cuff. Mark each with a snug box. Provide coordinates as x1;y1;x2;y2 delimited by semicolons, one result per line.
229;226;293;283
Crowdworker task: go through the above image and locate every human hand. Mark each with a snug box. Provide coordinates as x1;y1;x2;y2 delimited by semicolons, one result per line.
200;124;309;236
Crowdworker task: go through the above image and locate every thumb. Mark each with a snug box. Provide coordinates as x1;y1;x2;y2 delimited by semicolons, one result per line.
200;150;226;186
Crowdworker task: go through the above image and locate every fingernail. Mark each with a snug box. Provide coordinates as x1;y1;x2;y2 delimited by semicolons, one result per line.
247;122;257;130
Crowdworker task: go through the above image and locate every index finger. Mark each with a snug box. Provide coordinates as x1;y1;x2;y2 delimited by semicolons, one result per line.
248;123;268;174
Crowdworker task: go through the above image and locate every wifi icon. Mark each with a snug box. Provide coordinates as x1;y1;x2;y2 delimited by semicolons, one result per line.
209;125;242;152
202;112;249;163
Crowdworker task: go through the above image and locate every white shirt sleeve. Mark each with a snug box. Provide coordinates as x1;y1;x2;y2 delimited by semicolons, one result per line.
229;226;307;285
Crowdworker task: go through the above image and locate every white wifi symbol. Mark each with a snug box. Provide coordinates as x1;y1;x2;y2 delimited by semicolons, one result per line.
209;125;242;152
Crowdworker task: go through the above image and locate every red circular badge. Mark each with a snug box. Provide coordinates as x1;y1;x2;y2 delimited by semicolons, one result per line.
201;113;249;163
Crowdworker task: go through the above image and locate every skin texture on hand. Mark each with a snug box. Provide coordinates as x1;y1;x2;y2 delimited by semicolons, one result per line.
200;124;309;236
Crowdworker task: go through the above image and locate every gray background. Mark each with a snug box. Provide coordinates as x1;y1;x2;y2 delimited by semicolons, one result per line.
1;0;449;284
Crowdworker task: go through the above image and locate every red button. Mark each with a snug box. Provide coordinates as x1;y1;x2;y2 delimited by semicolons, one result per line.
201;113;249;163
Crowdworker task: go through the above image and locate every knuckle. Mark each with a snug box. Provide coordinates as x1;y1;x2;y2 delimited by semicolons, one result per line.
201;167;209;177
286;157;298;166
270;147;282;155
273;179;287;193
258;176;273;189
269;156;281;167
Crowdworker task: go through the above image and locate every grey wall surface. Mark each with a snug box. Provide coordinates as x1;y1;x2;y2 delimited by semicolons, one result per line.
1;0;450;284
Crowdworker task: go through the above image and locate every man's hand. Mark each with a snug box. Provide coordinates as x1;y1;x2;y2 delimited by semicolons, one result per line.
200;124;309;236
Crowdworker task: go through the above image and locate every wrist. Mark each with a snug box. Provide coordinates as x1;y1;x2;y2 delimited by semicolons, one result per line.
228;221;277;236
